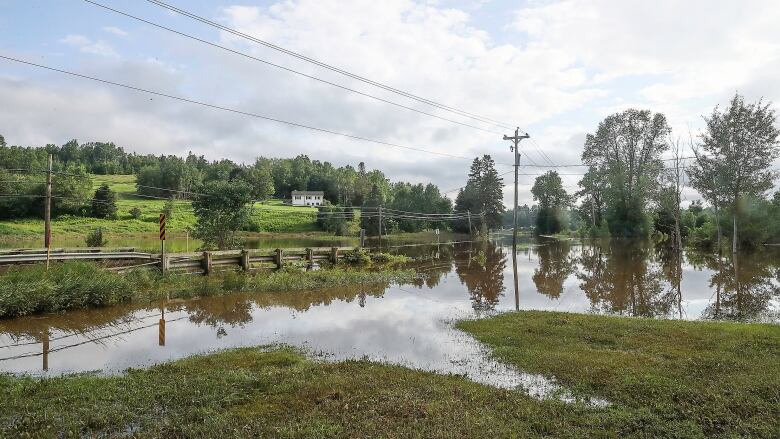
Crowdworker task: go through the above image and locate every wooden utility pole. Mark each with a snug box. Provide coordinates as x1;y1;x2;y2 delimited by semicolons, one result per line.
45;154;52;270
378;205;383;251
503;128;530;251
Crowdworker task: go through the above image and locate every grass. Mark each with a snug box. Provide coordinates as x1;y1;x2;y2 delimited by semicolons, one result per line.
0;174;319;239
0;346;630;438
458;311;780;438
0;262;417;319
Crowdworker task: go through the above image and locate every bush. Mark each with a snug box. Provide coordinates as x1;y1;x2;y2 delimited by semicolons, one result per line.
341;248;372;266
129;207;142;219
85;227;108;247
0;263;132;318
91;184;117;219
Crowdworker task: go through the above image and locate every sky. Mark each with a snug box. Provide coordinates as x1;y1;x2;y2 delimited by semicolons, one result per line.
1;0;779;207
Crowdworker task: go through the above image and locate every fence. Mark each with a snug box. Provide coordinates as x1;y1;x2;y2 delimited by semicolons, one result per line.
0;247;355;275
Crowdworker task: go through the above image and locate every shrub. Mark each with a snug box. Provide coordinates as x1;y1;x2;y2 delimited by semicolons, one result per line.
91;184;117;219
85;227;108;247
129;207;142;219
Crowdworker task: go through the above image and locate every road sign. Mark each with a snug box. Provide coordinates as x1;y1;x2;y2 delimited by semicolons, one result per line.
159;214;166;241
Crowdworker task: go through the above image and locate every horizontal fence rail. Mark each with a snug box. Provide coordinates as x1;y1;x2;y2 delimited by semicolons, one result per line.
0;247;355;275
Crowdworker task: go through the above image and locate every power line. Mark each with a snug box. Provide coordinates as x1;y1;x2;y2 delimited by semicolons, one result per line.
0;54;512;166
142;0;515;130
80;0;502;136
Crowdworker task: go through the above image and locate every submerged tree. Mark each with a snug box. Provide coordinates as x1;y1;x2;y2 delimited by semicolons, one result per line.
531;171;570;234
582;109;670;237
689;94;780;254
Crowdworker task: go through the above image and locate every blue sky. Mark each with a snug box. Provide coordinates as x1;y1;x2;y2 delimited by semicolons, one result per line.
2;0;779;205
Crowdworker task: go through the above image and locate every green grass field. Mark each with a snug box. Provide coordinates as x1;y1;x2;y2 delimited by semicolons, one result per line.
0;175;319;239
2;312;776;437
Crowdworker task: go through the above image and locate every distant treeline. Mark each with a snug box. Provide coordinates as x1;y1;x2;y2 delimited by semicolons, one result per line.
0;136;455;233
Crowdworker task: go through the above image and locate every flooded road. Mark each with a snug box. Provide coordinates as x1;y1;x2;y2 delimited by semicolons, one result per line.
1;238;778;397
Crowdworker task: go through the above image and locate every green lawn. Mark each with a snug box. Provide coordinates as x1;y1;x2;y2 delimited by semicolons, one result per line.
1;312;776;437
0;174;319;239
458;311;780;438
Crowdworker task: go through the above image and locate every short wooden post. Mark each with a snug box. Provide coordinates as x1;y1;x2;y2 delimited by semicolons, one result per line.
240;249;250;271
330;247;339;264
160;254;169;273
201;251;212;275
275;248;283;269
306;248;313;265
359;228;366;248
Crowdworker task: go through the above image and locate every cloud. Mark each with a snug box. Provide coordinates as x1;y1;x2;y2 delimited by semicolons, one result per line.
103;26;128;37
4;0;779;209
60;33;119;58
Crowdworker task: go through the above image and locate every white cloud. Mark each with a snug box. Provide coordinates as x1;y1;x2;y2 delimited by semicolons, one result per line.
59;33;119;58
103;26;128;37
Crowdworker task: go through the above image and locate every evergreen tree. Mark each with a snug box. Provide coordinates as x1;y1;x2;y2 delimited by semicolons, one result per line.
91;184;117;219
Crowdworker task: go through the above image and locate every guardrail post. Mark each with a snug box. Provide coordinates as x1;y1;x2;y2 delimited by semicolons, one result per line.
275;248;283;269
160;253;169;273
240;249;250;271
330;247;339;264
306;248;313;266
201;251;212;275
359;228;365;248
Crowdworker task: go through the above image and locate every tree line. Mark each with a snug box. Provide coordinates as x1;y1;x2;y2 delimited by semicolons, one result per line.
526;93;780;250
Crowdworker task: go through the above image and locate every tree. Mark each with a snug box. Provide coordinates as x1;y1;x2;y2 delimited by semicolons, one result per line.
656;137;685;250
531;171;570;234
91;184;117;219
689;94;780;253
582;109;670;237
192;181;253;249
455;155;504;231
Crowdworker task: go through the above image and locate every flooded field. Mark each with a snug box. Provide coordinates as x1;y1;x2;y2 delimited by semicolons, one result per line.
1;237;778;394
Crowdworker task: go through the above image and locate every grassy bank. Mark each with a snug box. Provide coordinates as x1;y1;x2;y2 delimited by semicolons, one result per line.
458;311;780;438
0;347;626;438
0;262;415;319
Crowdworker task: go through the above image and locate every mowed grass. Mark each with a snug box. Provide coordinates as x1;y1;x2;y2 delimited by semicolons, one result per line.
0;174;319;239
458;311;780;438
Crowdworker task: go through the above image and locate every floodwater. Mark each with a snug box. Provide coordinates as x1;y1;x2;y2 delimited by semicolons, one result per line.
1;237;778;400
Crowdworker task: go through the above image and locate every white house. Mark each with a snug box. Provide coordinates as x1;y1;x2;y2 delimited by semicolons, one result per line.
291;190;325;206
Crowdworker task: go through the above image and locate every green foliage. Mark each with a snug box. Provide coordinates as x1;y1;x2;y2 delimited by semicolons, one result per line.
91;184;117;219
129;206;142;219
454;155;504;232
532;171;570;234
582;109;670;237
192;181;253;249
317;206;359;236
84;227;108;247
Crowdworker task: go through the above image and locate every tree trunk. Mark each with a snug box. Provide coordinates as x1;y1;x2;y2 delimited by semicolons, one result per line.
732;213;737;254
714;206;722;256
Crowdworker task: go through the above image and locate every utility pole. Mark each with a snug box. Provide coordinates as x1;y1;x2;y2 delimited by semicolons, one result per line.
503;128;530;251
378;205;383;252
467;211;472;236
45;154;52;270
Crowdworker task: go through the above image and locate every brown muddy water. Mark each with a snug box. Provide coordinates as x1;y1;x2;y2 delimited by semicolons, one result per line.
1;237;778;401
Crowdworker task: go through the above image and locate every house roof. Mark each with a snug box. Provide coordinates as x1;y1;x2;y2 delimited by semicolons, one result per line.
291;190;324;196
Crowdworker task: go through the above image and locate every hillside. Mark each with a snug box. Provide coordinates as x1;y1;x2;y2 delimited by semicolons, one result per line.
0;174;320;239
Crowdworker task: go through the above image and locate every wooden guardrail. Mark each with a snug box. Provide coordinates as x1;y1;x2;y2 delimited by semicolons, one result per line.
0;247;355;275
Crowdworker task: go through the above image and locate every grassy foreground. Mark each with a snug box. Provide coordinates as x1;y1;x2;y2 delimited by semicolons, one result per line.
459;311;780;438
0;262;415;319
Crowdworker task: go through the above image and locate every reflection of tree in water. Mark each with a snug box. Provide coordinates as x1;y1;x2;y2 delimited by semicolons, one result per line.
532;241;574;299
695;250;780;321
454;242;506;311
577;240;675;317
656;245;686;319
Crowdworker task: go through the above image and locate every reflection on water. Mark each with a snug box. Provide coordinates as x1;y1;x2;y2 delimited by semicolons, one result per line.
1;238;778;398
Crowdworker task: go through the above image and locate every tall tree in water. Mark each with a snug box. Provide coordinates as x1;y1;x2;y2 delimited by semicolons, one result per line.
456;155;504;231
582;109;670;237
689;94;779;253
531;171;570;234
